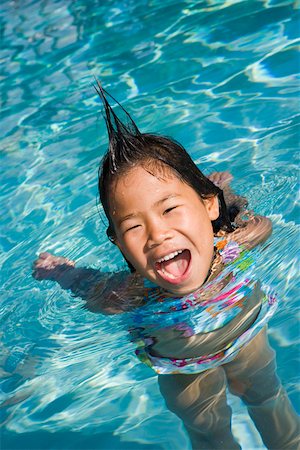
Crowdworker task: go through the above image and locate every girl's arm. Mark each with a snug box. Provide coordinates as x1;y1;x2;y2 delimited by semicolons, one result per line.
229;212;272;249
33;253;102;294
208;171;272;249
33;253;133;314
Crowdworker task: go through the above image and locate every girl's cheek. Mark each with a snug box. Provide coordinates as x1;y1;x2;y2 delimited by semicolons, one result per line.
123;235;140;253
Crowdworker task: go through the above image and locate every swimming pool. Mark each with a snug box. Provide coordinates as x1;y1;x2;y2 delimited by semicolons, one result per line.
1;0;299;448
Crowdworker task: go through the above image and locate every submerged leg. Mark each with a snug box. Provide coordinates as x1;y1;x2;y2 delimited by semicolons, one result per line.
224;328;300;450
158;368;241;450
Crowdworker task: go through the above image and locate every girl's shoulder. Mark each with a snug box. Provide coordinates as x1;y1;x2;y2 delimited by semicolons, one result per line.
226;212;272;250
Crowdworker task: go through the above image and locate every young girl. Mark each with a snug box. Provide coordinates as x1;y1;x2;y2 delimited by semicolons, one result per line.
33;84;299;450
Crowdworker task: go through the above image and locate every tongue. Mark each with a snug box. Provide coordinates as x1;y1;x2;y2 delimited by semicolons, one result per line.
161;250;190;277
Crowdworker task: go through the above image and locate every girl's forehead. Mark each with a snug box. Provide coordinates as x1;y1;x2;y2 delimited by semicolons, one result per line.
109;165;200;214
111;164;180;195
112;162;178;187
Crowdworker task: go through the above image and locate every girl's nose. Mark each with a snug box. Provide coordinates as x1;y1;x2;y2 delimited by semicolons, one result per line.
146;219;172;248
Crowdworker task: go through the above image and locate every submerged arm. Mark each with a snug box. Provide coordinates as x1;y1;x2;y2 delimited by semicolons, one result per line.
33;252;136;314
229;212;272;249
208;171;272;248
33;253;102;295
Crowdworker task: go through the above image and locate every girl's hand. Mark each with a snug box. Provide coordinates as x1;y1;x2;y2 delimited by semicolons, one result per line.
207;171;233;189
33;252;75;281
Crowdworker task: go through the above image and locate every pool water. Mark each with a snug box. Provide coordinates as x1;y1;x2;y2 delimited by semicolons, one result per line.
1;0;299;449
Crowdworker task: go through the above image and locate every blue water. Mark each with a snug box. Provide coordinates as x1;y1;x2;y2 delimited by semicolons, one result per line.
1;1;299;449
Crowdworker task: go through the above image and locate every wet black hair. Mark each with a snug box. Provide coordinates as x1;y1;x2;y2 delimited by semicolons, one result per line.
95;81;235;272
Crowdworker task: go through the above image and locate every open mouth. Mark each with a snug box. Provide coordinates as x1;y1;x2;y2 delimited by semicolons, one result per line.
155;249;191;284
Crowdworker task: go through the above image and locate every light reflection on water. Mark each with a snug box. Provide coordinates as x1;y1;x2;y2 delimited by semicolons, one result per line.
1;0;299;449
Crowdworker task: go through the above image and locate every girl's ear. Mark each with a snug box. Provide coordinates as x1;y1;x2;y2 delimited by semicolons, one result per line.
203;195;219;221
107;226;118;245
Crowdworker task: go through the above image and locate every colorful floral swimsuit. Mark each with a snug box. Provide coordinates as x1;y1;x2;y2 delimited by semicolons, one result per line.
126;238;277;375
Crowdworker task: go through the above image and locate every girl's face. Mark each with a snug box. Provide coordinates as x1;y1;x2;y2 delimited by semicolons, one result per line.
109;165;219;295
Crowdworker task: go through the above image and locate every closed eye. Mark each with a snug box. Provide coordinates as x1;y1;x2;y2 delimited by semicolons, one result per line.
125;224;141;232
164;206;178;214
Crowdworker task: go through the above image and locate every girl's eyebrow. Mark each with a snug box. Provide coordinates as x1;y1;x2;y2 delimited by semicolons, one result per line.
118;213;138;226
154;194;180;207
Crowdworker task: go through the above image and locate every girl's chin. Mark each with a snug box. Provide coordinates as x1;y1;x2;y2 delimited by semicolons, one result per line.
155;273;205;296
155;268;208;295
163;281;203;296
